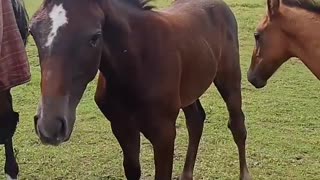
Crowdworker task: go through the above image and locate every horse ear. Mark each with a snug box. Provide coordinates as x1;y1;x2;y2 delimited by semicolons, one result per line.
267;0;280;17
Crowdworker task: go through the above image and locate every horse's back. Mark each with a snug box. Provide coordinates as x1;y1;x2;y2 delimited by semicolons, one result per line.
164;0;238;53
161;0;239;107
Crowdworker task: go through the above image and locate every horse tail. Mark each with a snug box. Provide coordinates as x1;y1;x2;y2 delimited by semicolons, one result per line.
11;0;29;46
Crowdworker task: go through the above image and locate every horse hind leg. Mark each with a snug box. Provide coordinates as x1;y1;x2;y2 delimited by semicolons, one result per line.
0;90;19;179
180;100;206;180
213;55;251;180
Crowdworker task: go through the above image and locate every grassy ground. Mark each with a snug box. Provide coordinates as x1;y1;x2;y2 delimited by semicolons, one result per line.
1;0;319;179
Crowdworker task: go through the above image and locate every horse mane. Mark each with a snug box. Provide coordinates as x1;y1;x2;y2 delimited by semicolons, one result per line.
11;0;29;45
41;0;155;10
282;0;320;14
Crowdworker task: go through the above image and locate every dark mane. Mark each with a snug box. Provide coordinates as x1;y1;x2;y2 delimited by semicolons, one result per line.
120;0;155;10
282;0;320;14
11;0;29;45
42;0;155;10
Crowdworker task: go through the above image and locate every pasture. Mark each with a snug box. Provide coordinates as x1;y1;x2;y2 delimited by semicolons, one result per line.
1;0;319;179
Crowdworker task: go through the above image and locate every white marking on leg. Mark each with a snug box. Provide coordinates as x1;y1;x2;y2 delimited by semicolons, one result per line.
45;3;68;47
6;174;17;180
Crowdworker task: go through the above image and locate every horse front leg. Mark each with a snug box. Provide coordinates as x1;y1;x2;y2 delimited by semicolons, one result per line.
4;138;19;180
94;74;141;179
0;90;19;180
180;100;206;180
142;109;179;180
111;121;141;180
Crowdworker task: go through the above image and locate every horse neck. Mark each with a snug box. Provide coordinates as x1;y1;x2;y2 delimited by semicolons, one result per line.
99;1;157;81
282;7;320;79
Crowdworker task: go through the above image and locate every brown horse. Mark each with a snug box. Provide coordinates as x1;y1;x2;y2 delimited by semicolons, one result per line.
30;0;250;179
0;0;30;179
248;0;320;88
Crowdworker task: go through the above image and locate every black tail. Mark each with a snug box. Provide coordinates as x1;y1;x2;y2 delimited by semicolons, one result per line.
11;0;29;46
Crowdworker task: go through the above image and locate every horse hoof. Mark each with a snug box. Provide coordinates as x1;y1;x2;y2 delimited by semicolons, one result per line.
6;174;18;180
4;161;19;180
179;174;193;180
240;173;252;180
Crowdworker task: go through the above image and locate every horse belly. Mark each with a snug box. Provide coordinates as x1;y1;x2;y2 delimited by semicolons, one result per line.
179;54;217;107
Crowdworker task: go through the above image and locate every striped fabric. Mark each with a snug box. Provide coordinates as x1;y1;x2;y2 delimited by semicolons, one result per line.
0;0;30;92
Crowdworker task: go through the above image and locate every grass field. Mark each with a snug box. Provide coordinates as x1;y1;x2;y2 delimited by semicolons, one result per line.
1;0;319;179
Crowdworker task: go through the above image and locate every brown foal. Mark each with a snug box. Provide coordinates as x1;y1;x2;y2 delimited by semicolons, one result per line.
30;0;250;179
248;0;320;88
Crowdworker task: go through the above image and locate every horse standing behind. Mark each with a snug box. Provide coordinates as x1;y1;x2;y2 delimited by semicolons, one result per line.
248;0;320;88
30;0;250;179
0;0;30;179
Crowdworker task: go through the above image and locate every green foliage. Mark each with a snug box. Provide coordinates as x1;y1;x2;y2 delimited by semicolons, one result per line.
0;0;319;179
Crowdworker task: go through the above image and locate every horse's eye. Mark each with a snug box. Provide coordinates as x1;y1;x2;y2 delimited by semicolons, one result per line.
254;32;260;40
89;32;102;47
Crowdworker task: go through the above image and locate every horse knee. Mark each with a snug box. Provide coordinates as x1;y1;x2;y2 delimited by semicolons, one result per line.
0;112;19;144
228;111;247;142
0;90;13;114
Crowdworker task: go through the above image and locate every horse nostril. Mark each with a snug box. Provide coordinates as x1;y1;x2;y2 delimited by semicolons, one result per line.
34;115;39;134
247;75;255;84
247;74;266;89
57;117;67;137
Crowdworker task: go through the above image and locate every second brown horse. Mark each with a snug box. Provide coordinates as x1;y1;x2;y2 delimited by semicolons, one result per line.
30;0;250;179
248;0;320;88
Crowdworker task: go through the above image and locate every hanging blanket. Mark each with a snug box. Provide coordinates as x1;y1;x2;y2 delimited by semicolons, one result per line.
0;0;30;92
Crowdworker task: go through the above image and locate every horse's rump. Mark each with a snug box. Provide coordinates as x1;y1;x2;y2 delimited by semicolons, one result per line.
0;0;30;92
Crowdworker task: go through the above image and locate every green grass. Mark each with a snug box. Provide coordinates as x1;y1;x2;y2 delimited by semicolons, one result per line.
1;0;319;179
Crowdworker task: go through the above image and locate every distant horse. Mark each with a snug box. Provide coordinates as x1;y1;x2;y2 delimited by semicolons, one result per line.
0;0;29;179
30;0;250;179
248;0;320;88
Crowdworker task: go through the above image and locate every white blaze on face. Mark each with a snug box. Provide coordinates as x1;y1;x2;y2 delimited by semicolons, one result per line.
45;3;68;47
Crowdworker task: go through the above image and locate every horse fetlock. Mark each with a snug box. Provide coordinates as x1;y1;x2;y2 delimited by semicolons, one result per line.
240;170;252;180
123;159;141;180
4;157;19;180
179;173;193;180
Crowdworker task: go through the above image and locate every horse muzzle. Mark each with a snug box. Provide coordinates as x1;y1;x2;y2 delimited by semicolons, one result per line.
247;69;267;89
34;115;70;146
